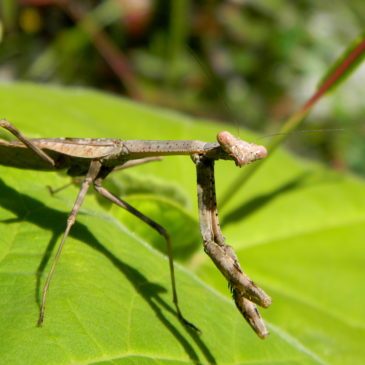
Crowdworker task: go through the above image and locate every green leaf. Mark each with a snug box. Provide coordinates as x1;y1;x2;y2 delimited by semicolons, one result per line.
0;82;364;364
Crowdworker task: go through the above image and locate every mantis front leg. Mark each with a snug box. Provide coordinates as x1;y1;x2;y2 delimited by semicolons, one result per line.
192;154;271;338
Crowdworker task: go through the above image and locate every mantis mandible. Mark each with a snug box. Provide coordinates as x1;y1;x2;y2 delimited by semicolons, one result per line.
0;120;271;338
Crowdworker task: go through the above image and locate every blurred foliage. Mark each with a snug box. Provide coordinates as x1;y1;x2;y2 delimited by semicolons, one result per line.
0;0;365;173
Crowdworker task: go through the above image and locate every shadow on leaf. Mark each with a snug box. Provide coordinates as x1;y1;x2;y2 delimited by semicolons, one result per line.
0;179;216;364
221;172;311;227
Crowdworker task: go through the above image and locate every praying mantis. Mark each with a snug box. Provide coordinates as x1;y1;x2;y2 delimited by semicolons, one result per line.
0;119;271;339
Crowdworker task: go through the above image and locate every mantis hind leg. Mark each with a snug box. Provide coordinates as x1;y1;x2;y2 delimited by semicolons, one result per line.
93;169;201;334
0;120;55;167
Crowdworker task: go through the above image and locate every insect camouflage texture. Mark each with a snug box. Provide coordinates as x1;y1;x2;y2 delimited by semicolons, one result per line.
0;119;271;339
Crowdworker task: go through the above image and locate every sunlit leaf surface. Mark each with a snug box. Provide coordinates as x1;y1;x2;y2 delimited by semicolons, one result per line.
0;83;364;365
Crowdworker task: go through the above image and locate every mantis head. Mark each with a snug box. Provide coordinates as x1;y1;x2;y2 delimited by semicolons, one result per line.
217;131;267;167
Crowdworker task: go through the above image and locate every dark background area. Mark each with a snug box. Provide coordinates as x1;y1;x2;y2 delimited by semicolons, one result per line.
0;0;364;173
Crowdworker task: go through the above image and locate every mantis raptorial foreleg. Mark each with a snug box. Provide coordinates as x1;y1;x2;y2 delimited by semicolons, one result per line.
93;166;201;333
192;154;270;338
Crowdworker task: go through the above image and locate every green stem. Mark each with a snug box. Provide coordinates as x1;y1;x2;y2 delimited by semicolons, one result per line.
220;35;365;209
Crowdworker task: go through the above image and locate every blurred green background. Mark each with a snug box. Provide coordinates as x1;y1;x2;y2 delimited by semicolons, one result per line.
0;0;364;172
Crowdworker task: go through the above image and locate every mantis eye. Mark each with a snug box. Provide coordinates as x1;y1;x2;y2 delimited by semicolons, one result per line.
253;145;267;160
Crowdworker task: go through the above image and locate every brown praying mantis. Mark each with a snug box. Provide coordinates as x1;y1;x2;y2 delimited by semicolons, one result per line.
0;119;272;339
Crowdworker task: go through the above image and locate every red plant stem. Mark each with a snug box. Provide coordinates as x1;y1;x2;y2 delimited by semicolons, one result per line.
303;38;365;113
281;37;365;137
63;3;141;99
19;0;141;99
221;36;365;208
